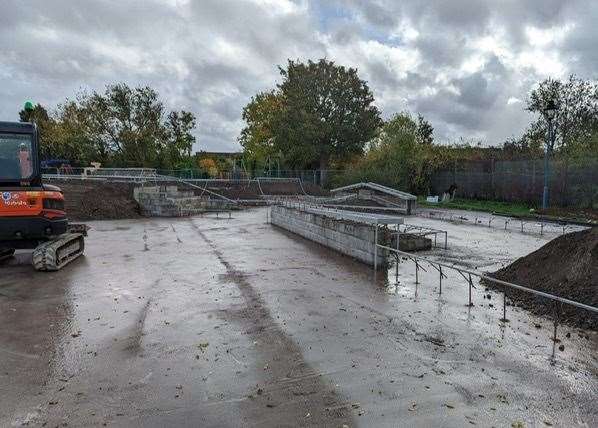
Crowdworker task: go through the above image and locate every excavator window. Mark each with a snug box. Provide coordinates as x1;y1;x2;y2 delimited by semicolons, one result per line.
0;132;34;180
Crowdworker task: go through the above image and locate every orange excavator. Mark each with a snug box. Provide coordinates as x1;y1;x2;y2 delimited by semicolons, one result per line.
0;104;85;270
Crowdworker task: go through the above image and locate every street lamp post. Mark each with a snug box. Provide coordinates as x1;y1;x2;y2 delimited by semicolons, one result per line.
542;99;558;210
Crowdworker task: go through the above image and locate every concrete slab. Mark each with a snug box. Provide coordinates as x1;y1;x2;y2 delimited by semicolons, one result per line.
0;208;596;427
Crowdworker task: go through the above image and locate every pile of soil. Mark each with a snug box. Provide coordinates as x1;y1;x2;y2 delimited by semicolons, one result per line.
52;180;141;221
490;227;598;330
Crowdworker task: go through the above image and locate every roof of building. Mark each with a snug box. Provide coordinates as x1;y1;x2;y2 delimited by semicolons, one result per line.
330;182;417;201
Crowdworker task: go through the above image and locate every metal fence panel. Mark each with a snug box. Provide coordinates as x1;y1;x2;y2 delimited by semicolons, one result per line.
430;158;598;208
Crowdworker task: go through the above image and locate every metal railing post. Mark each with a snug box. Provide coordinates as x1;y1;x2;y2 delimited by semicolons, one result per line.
395;226;400;283
500;286;508;322
551;302;561;363
439;266;442;295
468;273;473;307
374;223;378;272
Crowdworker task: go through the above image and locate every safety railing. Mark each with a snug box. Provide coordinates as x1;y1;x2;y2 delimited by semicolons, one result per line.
419;209;586;236
396;224;448;249
374;242;598;360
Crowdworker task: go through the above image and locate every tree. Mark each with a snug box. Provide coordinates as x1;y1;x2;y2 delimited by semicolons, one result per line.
333;112;445;193
39;83;198;168
19;103;50;123
81;84;167;166
198;157;219;177
18;104;60;161
239;90;283;165
163;110;196;168
527;75;598;155
276;59;381;171
416;114;434;145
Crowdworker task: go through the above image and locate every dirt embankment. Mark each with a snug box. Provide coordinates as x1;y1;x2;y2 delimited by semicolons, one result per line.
51;180;140;221
490;227;597;330
51;178;330;219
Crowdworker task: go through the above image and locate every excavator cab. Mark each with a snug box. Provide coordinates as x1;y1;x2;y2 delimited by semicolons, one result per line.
0;117;85;270
0;122;38;184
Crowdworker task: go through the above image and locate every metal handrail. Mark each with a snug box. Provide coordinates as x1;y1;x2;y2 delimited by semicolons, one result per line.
376;244;598;315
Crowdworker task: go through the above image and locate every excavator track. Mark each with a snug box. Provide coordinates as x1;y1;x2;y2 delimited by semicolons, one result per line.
32;233;85;271
0;248;15;263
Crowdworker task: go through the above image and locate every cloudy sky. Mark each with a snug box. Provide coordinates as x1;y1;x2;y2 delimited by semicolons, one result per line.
1;0;596;152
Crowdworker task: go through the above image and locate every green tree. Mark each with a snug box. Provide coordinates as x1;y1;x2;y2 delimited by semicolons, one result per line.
239;90;283;165
43;83;198;168
163;110;196;168
527;75;598;156
333;112;445;193
19;103;50;123
416;114;434;145
18;104;60;161
266;59;381;181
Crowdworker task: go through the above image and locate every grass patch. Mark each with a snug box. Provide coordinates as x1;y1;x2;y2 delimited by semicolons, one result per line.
417;196;534;216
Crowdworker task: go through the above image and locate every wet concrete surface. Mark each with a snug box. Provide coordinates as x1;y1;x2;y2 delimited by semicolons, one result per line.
0;208;596;427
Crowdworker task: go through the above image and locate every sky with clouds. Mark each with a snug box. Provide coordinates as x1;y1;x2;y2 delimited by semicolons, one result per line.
1;0;596;152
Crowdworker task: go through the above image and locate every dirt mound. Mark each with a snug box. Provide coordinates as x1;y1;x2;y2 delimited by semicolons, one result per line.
51;180;140;221
490;227;597;330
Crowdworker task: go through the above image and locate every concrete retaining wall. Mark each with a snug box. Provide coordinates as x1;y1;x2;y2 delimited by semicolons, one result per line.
134;186;232;217
271;206;389;268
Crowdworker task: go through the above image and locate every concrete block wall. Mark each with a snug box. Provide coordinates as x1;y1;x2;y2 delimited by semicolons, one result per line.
270;206;389;268
134;185;231;217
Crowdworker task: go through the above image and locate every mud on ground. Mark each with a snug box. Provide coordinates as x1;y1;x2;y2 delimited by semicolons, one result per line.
51;179;141;221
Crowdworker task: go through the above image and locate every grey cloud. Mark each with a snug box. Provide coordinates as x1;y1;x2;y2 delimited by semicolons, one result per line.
453;73;496;110
1;0;597;151
414;33;471;68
